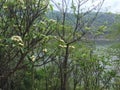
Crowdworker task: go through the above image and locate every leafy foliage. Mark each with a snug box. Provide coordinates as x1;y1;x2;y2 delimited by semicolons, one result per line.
0;0;119;90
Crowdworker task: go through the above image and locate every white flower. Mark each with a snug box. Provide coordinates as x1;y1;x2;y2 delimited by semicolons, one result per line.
63;45;67;48
11;35;23;42
3;5;7;9
59;44;63;47
40;21;46;25
18;42;24;47
11;35;24;47
59;39;65;43
43;48;47;53
49;19;56;23
69;46;75;49
30;55;36;62
59;44;67;48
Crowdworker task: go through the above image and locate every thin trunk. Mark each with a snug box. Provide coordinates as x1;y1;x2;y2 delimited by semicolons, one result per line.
32;65;34;90
44;65;48;90
73;82;77;90
60;65;63;90
45;77;48;90
62;44;69;90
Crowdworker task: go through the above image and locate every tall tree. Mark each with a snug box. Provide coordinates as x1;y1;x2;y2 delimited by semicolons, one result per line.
50;0;105;90
0;0;54;89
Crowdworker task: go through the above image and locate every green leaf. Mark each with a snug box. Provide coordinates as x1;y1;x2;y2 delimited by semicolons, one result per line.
49;4;53;11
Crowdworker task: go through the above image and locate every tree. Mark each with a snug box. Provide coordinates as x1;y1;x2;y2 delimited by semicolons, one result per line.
1;0;118;90
0;0;54;89
49;0;105;90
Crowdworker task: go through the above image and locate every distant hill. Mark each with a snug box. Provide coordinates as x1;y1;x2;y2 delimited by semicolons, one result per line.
93;13;116;26
46;11;116;27
46;11;120;46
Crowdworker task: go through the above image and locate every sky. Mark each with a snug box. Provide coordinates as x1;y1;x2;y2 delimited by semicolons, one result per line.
51;0;120;13
103;0;120;13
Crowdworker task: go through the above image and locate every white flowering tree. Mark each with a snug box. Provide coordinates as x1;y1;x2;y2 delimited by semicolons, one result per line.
42;0;118;90
0;0;57;89
49;0;105;90
0;0;118;90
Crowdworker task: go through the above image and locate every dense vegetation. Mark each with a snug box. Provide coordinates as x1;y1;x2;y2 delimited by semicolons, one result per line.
0;0;120;90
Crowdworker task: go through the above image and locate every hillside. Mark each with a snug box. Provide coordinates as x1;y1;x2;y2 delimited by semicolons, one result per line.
47;11;116;27
46;11;119;46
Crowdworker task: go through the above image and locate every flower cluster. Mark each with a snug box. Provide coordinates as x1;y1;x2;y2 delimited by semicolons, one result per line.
59;44;75;49
40;21;46;25
11;35;24;47
69;46;75;49
59;44;67;48
49;19;56;23
30;55;36;62
3;5;7;9
11;35;22;42
59;39;65;43
43;48;47;53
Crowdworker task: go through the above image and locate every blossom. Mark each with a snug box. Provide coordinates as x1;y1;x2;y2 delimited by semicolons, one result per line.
40;21;46;25
69;45;75;49
49;19;56;23
59;44;67;48
11;35;23;42
3;5;7;9
30;55;36;62
43;48;47;53
59;39;65;43
11;35;24;47
59;44;63;47
18;42;24;47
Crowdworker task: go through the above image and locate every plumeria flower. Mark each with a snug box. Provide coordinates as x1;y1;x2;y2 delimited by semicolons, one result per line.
30;55;36;62
11;35;23;42
40;21;46;25
69;46;75;49
43;48;47;53
59;39;65;43
18;42;24;47
59;44;67;48
11;35;24;47
49;19;56;23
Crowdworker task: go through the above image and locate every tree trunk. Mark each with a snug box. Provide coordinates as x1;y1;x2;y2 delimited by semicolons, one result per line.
62;44;69;90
